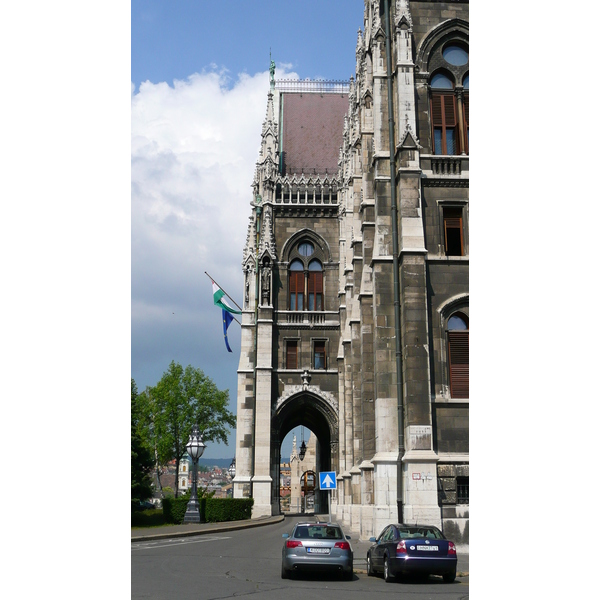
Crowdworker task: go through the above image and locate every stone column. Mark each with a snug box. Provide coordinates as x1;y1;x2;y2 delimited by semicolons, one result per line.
251;304;274;517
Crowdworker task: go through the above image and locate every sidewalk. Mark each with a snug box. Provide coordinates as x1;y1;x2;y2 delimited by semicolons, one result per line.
131;514;285;542
131;513;468;577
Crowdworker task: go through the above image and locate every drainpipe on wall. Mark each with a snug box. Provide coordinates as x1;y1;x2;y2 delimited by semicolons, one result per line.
383;0;405;523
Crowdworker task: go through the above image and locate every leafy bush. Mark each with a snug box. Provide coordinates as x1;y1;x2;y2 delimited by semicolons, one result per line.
131;509;165;527
205;498;254;522
162;492;254;524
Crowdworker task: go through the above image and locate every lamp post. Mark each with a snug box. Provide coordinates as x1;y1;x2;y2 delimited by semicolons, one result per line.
299;427;306;461
228;458;236;498
299;440;307;461
183;424;206;523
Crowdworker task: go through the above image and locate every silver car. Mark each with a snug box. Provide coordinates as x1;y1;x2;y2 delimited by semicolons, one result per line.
281;521;353;580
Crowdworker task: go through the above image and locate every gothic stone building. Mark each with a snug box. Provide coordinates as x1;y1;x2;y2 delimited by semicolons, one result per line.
233;0;469;547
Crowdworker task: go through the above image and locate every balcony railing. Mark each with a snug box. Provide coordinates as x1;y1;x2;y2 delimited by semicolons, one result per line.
430;156;463;176
278;311;339;327
275;79;350;94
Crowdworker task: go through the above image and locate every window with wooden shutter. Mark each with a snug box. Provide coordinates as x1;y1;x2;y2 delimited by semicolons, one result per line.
447;313;469;398
308;260;323;311
289;260;304;311
462;92;469;154
443;207;464;256
431;92;458;155
286;341;298;369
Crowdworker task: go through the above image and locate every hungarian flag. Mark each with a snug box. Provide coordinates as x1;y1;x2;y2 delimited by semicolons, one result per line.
222;309;234;353
212;282;241;314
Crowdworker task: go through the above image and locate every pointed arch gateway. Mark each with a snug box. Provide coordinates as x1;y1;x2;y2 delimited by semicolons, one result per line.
272;386;339;513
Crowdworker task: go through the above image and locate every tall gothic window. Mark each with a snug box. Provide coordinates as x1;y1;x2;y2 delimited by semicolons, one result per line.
429;42;469;155
447;313;469;398
289;260;304;310
307;260;323;311
287;239;325;311
431;72;457;155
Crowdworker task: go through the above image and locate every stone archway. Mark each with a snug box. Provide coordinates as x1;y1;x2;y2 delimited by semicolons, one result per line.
271;387;339;514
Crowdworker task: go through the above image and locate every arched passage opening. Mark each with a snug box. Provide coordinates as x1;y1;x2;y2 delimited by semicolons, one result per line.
272;390;338;514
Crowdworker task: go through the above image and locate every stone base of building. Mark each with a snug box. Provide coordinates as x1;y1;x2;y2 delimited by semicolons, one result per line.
441;504;469;550
250;476;273;518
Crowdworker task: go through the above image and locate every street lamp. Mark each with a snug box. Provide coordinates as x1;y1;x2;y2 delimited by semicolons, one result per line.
299;427;306;461
228;458;236;479
183;424;206;523
299;440;307;461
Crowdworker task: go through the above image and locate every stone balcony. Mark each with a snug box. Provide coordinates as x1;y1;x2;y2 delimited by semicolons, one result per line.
420;155;469;187
277;310;340;329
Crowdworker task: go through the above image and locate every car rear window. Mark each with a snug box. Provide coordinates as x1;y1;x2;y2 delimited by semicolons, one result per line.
294;525;343;540
397;527;444;540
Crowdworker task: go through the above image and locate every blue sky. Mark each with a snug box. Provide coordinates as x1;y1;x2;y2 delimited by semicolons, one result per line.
131;0;365;459
132;0;364;91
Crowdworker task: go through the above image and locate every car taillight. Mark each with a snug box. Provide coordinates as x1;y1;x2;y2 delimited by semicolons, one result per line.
334;541;350;550
448;542;456;555
396;540;407;555
286;539;303;548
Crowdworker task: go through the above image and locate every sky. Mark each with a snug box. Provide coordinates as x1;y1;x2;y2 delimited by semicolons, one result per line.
131;0;365;459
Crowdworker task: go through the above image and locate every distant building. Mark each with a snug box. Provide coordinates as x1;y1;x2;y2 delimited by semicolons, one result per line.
178;455;191;494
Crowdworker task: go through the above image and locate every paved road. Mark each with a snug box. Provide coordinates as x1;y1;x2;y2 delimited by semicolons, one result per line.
132;515;469;600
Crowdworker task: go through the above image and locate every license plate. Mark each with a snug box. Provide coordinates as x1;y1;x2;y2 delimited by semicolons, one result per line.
416;545;438;551
308;548;330;554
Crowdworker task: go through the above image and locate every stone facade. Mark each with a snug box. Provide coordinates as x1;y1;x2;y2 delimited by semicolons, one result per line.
233;0;469;548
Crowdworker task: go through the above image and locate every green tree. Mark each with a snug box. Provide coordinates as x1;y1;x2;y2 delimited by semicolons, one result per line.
137;361;236;497
131;378;154;510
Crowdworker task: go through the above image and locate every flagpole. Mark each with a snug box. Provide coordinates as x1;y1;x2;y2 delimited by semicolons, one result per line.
205;271;242;325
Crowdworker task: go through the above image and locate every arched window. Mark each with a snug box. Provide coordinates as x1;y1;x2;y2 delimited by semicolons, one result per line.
307;260;323;311
287;238;326;311
289;259;304;310
431;72;457;155
447;313;468;398
429;41;469;155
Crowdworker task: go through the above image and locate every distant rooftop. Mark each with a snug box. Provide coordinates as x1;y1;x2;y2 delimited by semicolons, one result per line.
277;81;349;176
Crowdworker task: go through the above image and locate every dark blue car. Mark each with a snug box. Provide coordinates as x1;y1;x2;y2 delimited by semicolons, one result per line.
367;524;457;583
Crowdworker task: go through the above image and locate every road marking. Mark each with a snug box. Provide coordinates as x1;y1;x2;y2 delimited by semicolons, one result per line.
132;535;231;551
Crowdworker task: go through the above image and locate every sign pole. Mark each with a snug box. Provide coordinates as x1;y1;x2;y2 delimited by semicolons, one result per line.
328;490;331;523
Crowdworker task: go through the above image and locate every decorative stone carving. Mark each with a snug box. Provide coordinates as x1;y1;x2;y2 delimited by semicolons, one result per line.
301;369;311;390
274;384;339;418
260;257;271;306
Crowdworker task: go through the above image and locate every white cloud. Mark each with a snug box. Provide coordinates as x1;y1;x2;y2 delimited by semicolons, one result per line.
131;66;298;456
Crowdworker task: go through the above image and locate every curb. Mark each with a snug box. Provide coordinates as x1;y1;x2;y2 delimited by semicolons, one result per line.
132;514;285;543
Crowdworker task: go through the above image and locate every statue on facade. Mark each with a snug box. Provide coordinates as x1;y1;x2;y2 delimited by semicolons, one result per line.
261;258;271;305
244;265;250;306
269;58;276;90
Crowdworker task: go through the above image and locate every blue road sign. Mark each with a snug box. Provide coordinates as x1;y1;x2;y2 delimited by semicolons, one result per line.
319;471;337;490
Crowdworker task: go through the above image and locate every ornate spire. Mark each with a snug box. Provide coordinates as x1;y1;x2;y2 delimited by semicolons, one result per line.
259;204;276;258
242;214;257;265
395;0;413;28
269;53;276;92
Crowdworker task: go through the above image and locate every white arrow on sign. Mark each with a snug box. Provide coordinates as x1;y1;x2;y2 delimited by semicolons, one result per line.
322;473;334;488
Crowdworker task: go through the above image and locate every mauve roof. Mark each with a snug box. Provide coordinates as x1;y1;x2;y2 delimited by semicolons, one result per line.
280;93;348;176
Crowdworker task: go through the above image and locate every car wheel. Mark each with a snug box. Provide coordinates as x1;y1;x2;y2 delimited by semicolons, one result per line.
281;563;289;579
443;570;456;583
367;553;374;576
344;568;353;581
383;556;395;583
